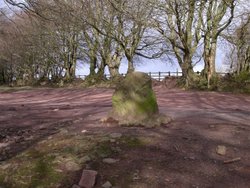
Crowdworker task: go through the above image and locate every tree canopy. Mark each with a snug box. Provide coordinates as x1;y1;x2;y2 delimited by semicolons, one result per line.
0;0;248;88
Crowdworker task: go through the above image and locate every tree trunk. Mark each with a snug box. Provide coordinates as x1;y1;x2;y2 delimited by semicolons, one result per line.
107;52;122;79
127;57;135;73
180;53;195;88
69;44;77;79
0;68;6;84
97;62;105;77
109;66;120;78
125;50;135;73
89;56;97;77
203;42;217;88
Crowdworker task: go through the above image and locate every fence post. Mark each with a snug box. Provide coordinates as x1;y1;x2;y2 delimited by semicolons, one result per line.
149;72;151;78
176;69;178;77
168;71;170;76
158;72;161;81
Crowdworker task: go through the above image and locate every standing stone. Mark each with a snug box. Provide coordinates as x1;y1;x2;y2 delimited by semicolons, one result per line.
78;170;98;188
110;72;171;127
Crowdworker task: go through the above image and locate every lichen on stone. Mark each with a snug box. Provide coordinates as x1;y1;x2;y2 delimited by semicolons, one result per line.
110;72;171;127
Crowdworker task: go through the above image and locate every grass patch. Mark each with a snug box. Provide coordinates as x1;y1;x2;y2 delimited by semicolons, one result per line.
94;142;114;158
29;157;60;188
0;133;117;187
0;86;34;93
0;155;61;188
121;136;144;148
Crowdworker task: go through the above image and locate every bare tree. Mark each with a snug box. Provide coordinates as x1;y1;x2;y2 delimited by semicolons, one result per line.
152;0;204;87
201;0;235;87
224;14;250;74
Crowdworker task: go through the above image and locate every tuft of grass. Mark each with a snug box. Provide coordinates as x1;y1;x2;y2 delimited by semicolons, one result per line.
94;142;114;158
121;136;144;148
29;157;60;188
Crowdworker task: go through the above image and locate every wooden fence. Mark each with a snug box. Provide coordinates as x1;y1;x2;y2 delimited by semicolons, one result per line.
77;71;227;81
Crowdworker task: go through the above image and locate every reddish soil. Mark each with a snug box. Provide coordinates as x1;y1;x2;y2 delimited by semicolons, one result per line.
0;86;250;187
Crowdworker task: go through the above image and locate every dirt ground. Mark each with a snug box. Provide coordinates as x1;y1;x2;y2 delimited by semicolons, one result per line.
0;86;250;188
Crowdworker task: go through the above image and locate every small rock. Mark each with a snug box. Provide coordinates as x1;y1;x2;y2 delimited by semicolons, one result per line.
39;126;47;130
81;130;87;133
102;181;112;188
216;145;227;156
0;143;9;148
133;173;140;180
73;120;81;123
65;161;81;171
72;184;81;188
189;156;196;160
60;129;69;134
110;133;122;139
79;170;98;188
102;158;119;164
100;117;108;123
209;125;216;128
79;156;91;163
25;136;34;141
0;163;11;170
110;139;116;143
53;108;59;112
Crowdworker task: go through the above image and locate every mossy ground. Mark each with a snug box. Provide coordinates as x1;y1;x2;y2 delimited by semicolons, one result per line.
0;132;100;187
0;130;146;188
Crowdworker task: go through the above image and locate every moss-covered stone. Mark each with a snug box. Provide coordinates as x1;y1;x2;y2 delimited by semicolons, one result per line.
110;72;171;127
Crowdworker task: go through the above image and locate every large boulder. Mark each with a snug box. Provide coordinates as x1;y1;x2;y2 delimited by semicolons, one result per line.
110;72;171;127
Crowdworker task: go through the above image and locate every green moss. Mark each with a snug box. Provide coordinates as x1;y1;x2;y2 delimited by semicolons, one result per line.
0;156;61;188
121;136;144;148
62;146;80;155
0;174;5;184
94;142;114;158
29;158;60;188
136;90;158;114
111;72;161;126
113;91;158;115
